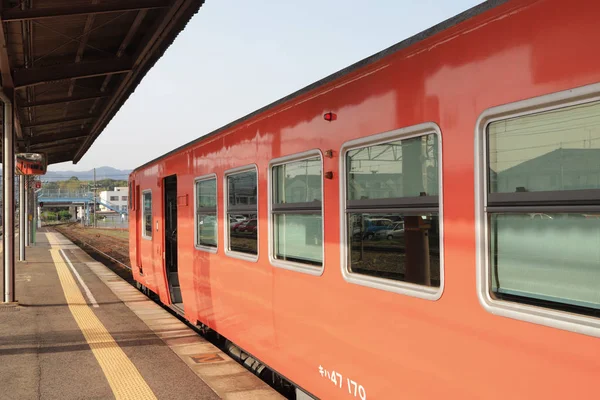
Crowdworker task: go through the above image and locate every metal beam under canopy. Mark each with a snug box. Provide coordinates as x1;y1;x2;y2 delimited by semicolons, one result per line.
2;1;171;22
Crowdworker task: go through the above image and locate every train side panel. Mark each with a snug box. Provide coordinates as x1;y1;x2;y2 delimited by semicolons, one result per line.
130;0;600;398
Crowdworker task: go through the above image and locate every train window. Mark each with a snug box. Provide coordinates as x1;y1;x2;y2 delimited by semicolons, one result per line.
195;175;218;250
269;151;323;275
130;182;136;211
224;166;258;259
142;190;152;239
340;123;443;300
476;84;600;336
485;101;600;313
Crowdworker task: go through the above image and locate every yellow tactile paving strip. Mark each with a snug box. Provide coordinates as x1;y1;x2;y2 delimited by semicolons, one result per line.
79;248;284;399
47;232;157;400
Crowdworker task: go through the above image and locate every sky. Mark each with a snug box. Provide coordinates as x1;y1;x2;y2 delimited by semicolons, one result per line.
49;0;482;172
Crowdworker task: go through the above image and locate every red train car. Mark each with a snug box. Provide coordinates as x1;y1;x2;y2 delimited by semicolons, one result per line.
16;152;47;176
129;1;600;398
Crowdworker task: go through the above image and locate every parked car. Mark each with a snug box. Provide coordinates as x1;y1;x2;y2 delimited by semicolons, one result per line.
362;218;394;240
377;221;405;240
232;219;250;232
237;219;257;234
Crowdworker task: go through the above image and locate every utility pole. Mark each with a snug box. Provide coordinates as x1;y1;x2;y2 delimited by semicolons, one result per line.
93;168;97;228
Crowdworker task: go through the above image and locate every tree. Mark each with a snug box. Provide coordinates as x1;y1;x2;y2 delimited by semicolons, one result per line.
42;181;59;191
65;177;81;191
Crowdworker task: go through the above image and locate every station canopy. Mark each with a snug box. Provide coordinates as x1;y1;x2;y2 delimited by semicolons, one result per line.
0;0;204;165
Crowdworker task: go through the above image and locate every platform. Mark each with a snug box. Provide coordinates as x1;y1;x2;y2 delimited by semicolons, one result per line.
0;229;283;400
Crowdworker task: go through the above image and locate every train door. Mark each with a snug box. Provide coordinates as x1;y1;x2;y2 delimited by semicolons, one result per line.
135;184;142;273
163;175;183;309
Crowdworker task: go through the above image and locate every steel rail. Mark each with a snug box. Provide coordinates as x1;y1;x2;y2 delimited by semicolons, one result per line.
56;228;132;271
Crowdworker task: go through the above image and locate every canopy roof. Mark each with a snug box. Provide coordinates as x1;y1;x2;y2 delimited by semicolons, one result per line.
0;0;204;164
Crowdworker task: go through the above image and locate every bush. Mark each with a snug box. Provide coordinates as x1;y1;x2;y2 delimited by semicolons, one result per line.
57;210;72;221
43;211;57;221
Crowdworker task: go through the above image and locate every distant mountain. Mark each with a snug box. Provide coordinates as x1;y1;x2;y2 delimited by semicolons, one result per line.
0;166;132;181
43;166;132;181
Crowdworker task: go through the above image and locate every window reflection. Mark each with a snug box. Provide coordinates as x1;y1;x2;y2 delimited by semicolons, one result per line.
196;178;217;248
197;214;217;247
274;213;322;265
348;213;440;286
273;157;322;204
490;213;600;314
346;134;438;200
143;192;152;238
197;179;217;207
228;171;257;207
229;213;257;254
489;101;600;193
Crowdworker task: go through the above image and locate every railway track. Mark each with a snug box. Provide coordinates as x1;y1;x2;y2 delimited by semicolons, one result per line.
72;238;132;271
51;224;133;284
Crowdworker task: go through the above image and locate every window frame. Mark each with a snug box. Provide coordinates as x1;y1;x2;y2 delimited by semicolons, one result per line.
475;82;600;337
339;122;444;300
194;173;218;253
223;164;259;262
268;149;324;276
141;189;152;240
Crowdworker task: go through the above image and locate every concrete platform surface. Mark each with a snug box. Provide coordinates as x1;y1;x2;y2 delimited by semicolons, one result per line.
0;229;283;400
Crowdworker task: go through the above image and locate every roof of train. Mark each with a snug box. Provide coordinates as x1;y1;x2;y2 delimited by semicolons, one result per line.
133;0;510;173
